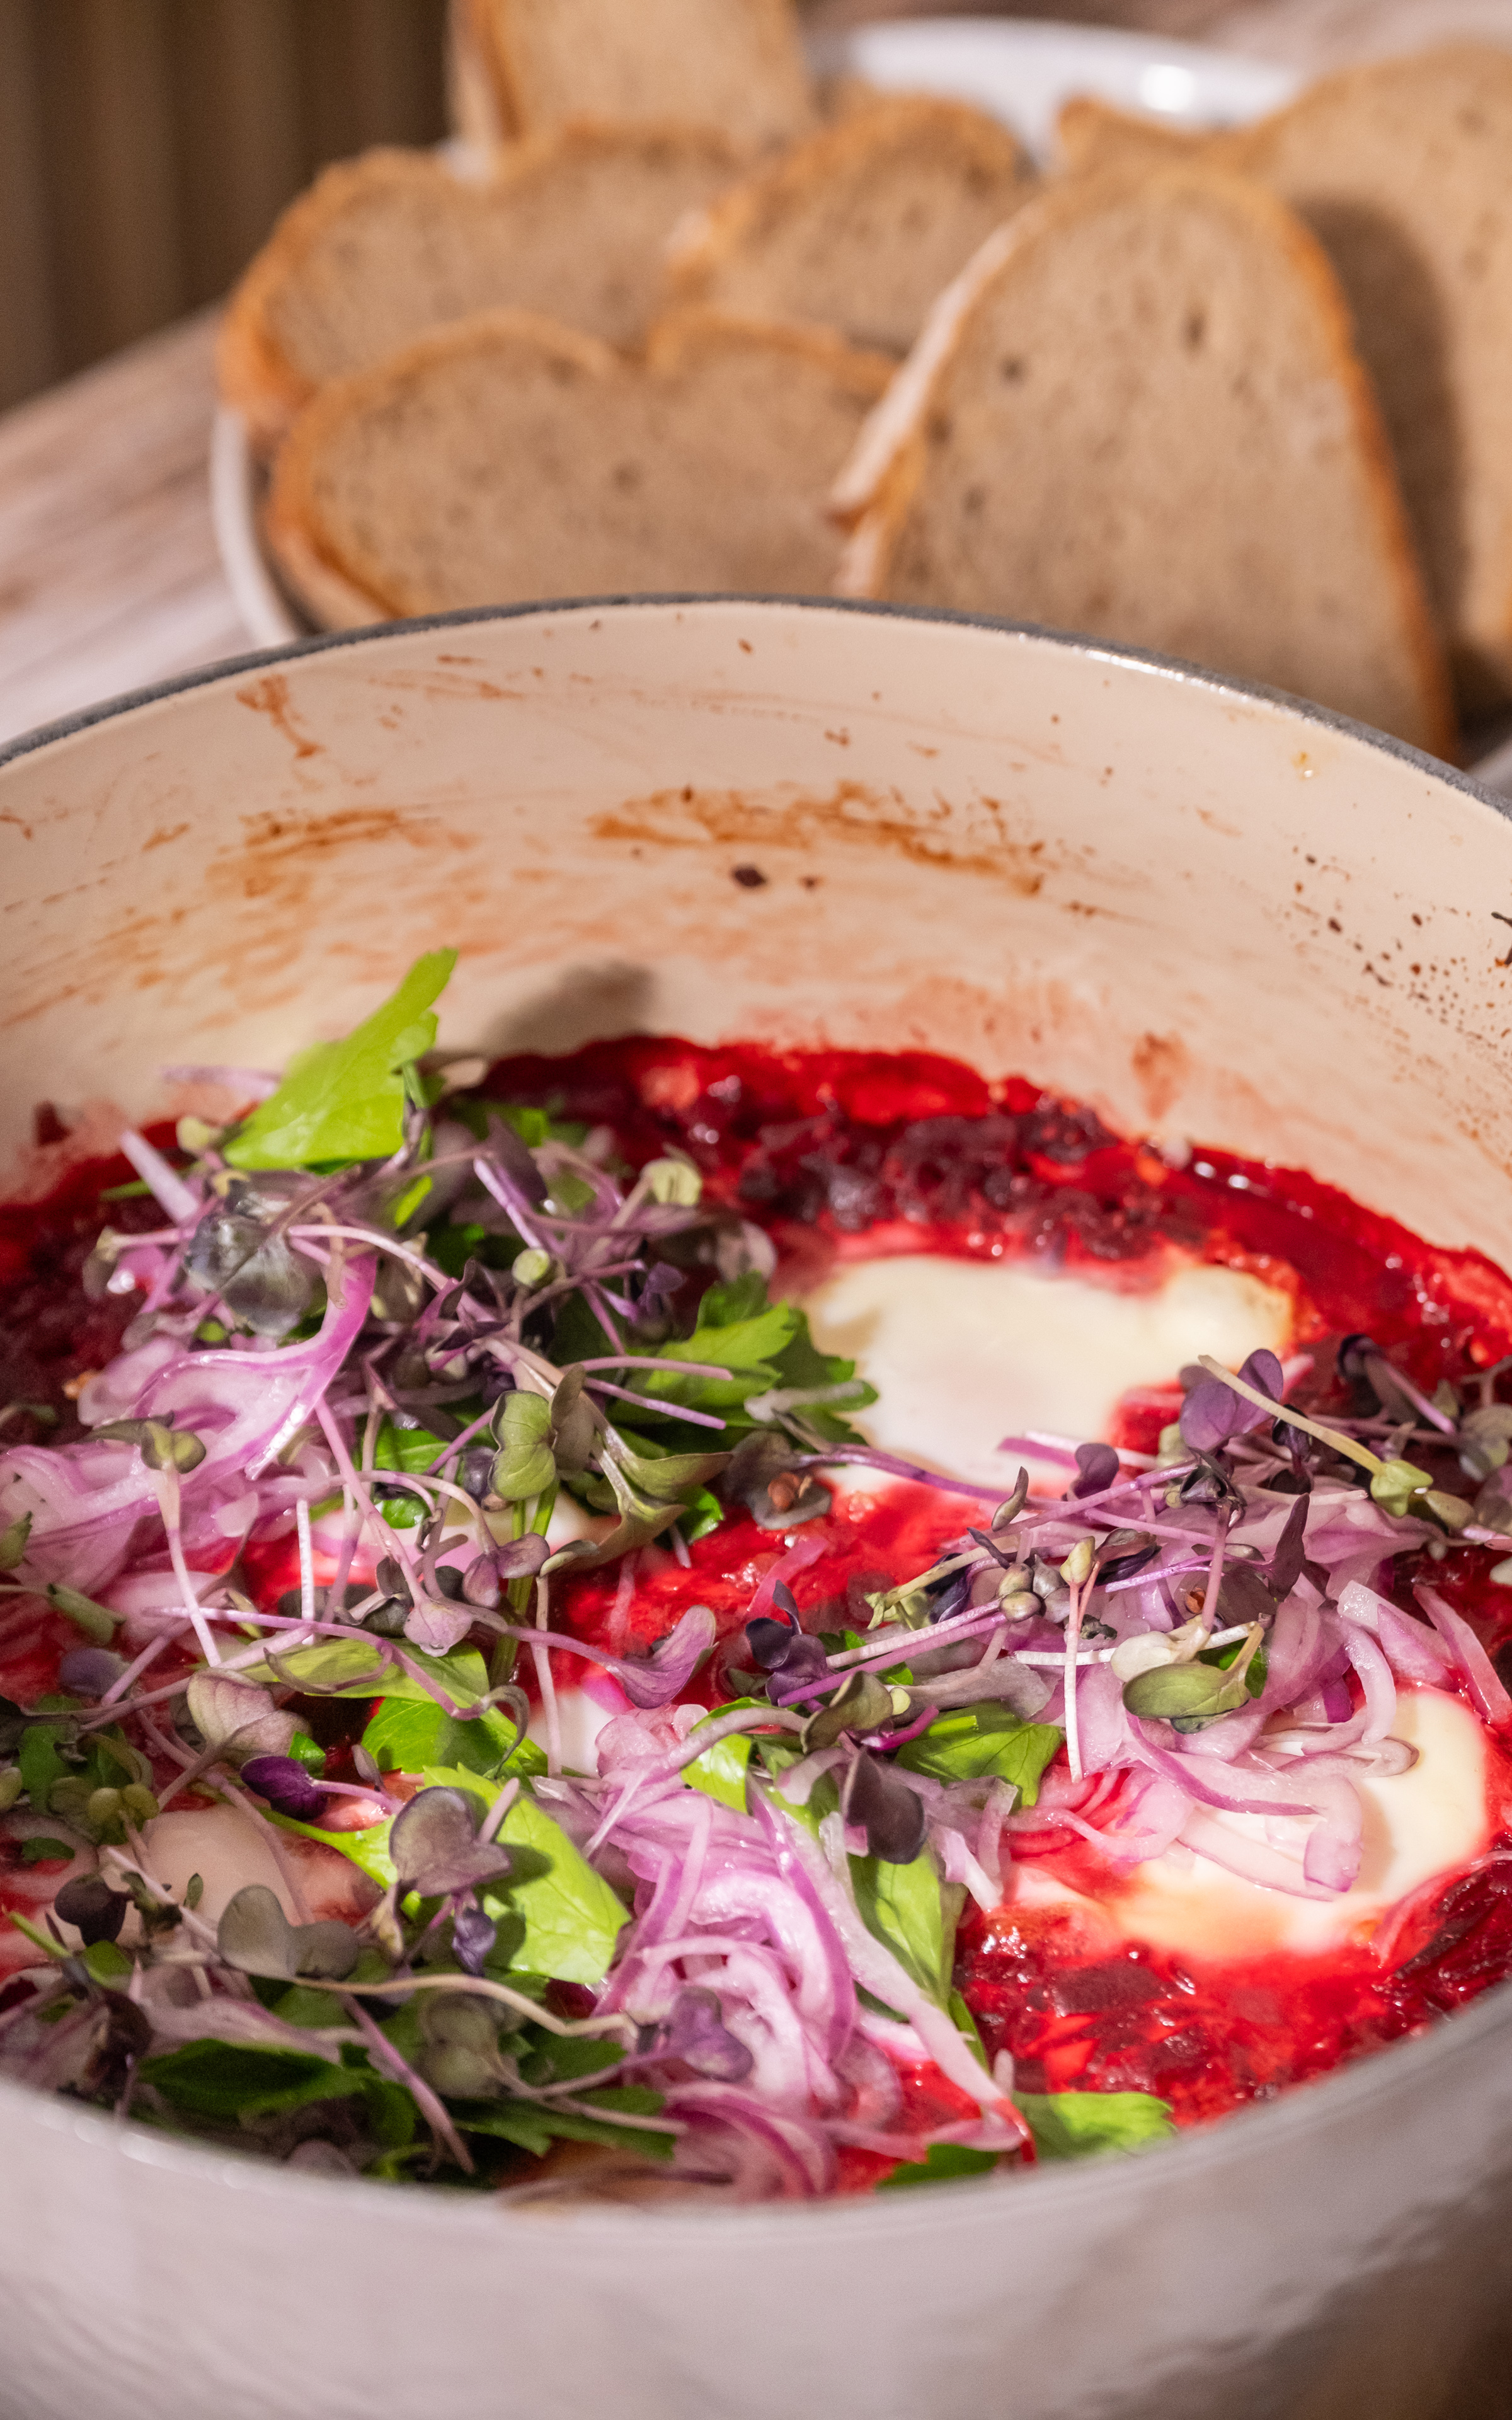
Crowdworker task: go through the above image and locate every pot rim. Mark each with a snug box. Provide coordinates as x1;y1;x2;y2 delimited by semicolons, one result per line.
3;591;1509;2227
1;591;1507;824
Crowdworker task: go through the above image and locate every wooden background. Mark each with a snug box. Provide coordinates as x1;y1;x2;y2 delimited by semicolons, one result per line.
0;0;449;413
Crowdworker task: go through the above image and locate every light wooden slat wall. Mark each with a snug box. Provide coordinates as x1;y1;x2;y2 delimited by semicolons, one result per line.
0;0;449;413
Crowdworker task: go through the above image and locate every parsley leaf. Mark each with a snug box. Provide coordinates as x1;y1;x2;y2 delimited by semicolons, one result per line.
1016;2090;1176;2161
140;2041;364;2122
224;949;457;1170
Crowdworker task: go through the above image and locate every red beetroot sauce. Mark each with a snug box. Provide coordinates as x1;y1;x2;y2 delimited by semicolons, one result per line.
6;1047;1512;2133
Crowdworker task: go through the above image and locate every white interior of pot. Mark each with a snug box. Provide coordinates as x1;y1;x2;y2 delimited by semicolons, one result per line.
3;599;1512;2420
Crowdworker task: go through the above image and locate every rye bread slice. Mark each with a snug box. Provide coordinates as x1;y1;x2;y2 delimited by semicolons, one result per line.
1059;48;1512;708
454;0;814;151
832;164;1452;755
1057;96;1206;178
667;95;1037;358
266;308;892;627
1215;45;1512;710
219;128;743;453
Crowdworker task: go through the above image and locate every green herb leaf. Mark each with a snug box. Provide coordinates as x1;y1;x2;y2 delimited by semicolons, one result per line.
438;1772;628;1988
1015;2090;1176;2162
224;950;457;1170
140;2039;364;2122
877;2141;1000;2191
372;1419;453;1477
896;1710;1063;1804
684;1701;759;1813
454;2099;675;2162
0;1512;32;1573
360;1694;542;1781
850;1845;958;2007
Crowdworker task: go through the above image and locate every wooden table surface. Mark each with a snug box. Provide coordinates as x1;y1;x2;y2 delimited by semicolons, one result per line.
3;0;1512;751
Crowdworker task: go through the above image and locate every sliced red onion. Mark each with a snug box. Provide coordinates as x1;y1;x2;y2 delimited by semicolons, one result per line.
1417;1586;1512;1726
1300;1774;1364;1892
1134;1741;1317;1820
1178;1809;1339;1899
1378;1605;1456;1686
747;1535;827;1625
667;2084;837;2199
1339;1621;1397;1744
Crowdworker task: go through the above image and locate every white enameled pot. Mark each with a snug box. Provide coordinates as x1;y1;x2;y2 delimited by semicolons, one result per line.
2;599;1511;2420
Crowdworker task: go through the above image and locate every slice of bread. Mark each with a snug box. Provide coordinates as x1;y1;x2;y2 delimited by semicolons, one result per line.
1058;47;1512;709
667;96;1036;359
1215;45;1512;710
219;129;743;454
1057;96;1206;178
455;0;815;150
833;165;1452;756
265;308;892;627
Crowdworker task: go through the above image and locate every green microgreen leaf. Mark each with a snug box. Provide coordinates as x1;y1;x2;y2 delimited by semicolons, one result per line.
18;1722;69;1812
0;1512;32;1573
224;949;457;1170
45;1584;120;1642
20;1836;73;1864
453;2099;675;2162
238;1640;489;1704
1015;2090;1176;2161
491;1392;556;1502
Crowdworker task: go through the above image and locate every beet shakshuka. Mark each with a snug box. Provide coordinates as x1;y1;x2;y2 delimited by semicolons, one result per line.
1;952;1509;2199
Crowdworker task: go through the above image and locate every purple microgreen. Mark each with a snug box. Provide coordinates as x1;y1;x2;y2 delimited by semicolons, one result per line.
1070;1442;1120;1498
723;1430;833;1529
840;1750;927;1864
217;1884;360;1981
241;1754;329;1822
53;1875;130;1947
657;1986;753;2082
450;1905;498;1977
57;1648;127;1699
389;1787;515;1897
799;1668;896;1753
617;1603;716;1710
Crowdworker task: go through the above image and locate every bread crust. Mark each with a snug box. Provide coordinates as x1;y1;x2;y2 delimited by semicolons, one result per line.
219;123;743;456
1056;95;1207;178
668;94;1033;311
265;309;621;625
646;306;896;401
832;163;1454;759
463;0;811;147
265;304;891;629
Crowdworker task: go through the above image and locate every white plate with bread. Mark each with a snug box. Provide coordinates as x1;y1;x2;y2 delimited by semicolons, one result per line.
212;3;1512;775
213;13;1296;648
